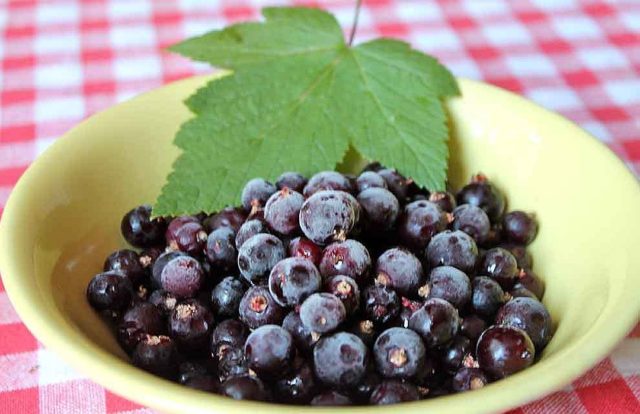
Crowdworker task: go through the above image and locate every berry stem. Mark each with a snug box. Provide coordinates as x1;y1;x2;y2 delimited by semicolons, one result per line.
348;0;363;46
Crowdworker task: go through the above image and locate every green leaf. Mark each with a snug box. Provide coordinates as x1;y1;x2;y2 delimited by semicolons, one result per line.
169;7;344;69
153;7;459;216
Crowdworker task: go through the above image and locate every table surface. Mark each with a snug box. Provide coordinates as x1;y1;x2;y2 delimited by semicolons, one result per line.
0;0;639;413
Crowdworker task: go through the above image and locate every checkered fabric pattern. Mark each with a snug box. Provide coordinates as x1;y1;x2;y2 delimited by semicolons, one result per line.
0;0;638;412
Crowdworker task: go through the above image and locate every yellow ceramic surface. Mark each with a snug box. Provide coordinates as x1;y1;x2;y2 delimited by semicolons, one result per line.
1;75;639;414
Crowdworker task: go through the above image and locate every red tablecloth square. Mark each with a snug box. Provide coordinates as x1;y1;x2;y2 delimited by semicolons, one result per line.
0;387;39;413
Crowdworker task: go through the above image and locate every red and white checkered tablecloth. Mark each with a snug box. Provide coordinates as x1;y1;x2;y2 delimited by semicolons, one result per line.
0;0;639;413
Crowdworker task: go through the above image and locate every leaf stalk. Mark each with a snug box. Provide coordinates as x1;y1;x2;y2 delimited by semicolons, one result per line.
348;0;363;46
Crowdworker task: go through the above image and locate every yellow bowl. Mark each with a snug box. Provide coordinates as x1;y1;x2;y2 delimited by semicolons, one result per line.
1;74;639;414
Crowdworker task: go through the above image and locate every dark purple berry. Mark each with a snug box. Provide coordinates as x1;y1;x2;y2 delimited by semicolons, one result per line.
311;391;352;406
427;266;472;309
103;249;146;285
151;251;185;288
356;171;387;192
510;285;538;299
452;204;491;243
241;178;277;211
398;298;422;328
149;289;178;316
121;205;166;247
273;359;317;404
456;174;506;222
410;193;428;202
165;216;208;255
217;347;249;381
408;298;460;348
363;285;400;326
482;224;504;247
182;362;219;389
480;247;519;290
276;172;307;193
160;255;204;298
205;227;237;272
319;239;371;284
178;360;209;384
495;297;553;350
406;179;428;199
398;200;447;251
362;161;383;172
440;335;472;374
194;287;214;309
452;367;488;392
472;276;508;318
324;275;360;316
375;248;423;297
237;234;285;284
345;173;358;190
503;211;537;245
194;212;208;223
501;243;533;269
476;325;535;379
169;299;214;352
303;171;353;197
460;315;487;341
373;327;426;379
414;354;445;389
132;334;178;378
299;190;360;245
369;380;419;405
424;387;450;398
211;276;245;318
238;286;285;329
184;375;219;392
351;369;382;403
288;236;322;266
235;219;268;249
377;168;411;201
515;268;544;299
282;311;320;355
357;188;400;232
86;271;133;313
429;191;457;212
299;293;346;334
198;260;215;288
117;302;165;352
204;207;246;233
264;188;304;235
245;325;294;379
219;375;270;401
268;257;321;307
426;230;478;274
211;319;249;358
313;332;368;388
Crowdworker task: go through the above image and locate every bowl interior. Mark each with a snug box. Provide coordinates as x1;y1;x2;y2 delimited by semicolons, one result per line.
1;75;639;414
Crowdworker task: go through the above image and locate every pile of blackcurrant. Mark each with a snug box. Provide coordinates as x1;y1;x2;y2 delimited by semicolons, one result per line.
86;164;552;405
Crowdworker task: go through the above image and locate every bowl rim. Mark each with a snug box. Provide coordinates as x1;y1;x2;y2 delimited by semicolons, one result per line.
1;74;639;414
